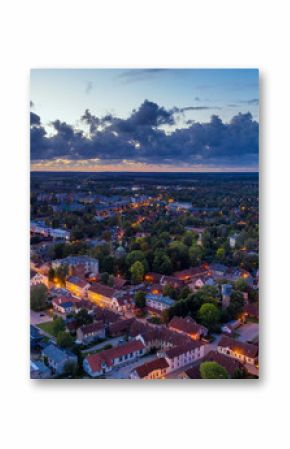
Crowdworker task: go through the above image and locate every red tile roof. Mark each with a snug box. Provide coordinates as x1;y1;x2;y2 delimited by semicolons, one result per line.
164;340;205;359
80;321;104;336
173;266;209;280
109;318;134;335
88;283;116;298
66;276;88;288
204;351;243;376
86;339;145;373
218;336;258;358
169;316;207;336
134;358;169;378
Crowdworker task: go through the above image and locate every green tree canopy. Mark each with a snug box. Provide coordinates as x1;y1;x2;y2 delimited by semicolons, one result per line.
30;284;48;311
56;331;74;348
197;303;220;330
200;361;229;379
134;290;146;308
130;261;145;284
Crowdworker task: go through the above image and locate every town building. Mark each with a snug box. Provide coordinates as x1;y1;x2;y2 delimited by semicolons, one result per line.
130;358;169;379
87;283;117;308
168;316;208;340
145;293;175;313
159;340;205;372
41;344;78;376
66;276;90;298
217;336;258;365
76;321;106;344
83;339;145;377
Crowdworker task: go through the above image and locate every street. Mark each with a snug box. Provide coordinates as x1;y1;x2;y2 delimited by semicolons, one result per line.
236;323;259;343
30;310;53;325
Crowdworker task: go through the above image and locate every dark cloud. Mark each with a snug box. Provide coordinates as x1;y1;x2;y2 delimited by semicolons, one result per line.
30;111;41;126
31;100;259;168
174;106;221;112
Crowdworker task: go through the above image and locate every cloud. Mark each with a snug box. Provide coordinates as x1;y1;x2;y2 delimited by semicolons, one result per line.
31;100;259;169
117;69;165;84
30;111;41;126
85;81;93;95
244;98;259;105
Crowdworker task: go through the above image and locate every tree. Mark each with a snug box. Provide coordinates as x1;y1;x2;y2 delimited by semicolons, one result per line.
126;250;148;272
227;290;244;319
134;291;146;308
153;253;172;274
30;284;48;311
130;261;144;284
63;360;78;377
56;331;74;348
197;303;220;330
52;317;65;335
183;232;194;247
100;272;109;285
234;278;248;292
216;247;226;261
200;361;229;379
162;283;176;299
75;309;93;326
189;245;203;266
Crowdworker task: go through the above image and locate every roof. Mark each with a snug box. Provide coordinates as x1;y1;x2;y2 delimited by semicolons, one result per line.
66;276;88;288
173;266;208;279
184;350;244;379
109;318;134;335
243;303;259;318
88;283;116;298
80;321;104;335
165;340;204;359
113;276;128;289
160;275;185;287
169;316;207;335
134;358;169;378
42;344;75;363
218;336;258;358
204;351;243;376
145;293;175;307
164;340;205;359
209;263;228;273
144;272;162;283
85;339;145;373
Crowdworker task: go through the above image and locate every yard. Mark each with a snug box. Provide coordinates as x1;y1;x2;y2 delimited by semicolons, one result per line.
37;321;58;337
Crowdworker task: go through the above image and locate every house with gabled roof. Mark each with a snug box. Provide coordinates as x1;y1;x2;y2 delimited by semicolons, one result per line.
83;339;145;377
218;336;258;365
41;344;78;375
168;316;208;340
130;358;169;379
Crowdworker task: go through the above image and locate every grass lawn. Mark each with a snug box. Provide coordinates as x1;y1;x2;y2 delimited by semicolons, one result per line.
37;321;57;337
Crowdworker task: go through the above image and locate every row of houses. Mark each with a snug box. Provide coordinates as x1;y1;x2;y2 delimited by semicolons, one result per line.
31;221;70;240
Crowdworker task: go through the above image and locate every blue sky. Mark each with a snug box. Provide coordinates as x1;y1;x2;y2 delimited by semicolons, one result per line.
30;69;259;172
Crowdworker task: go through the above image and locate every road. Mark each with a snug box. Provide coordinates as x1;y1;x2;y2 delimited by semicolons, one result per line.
31;310;53;325
236;323;259;343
